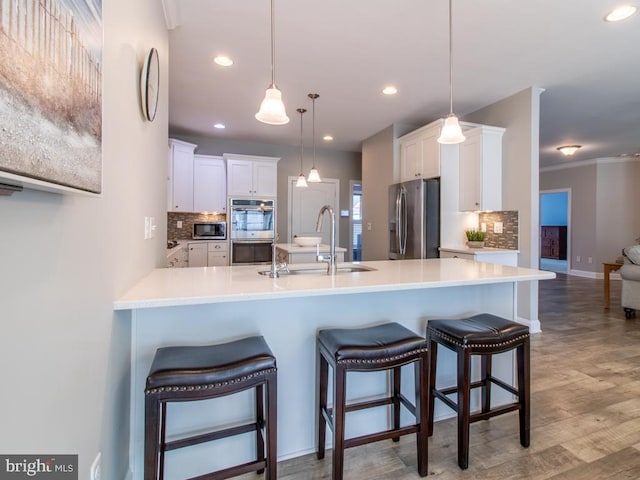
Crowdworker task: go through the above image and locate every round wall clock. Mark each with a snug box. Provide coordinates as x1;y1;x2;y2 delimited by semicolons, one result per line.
141;48;159;122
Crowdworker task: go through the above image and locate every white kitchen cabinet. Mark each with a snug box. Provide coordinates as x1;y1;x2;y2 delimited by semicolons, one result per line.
439;247;518;266
398;121;441;182
168;139;197;212
193;155;226;213
275;244;345;264
167;245;188;268
459;125;505;211
207;241;229;266
188;241;229;267
224;154;279;197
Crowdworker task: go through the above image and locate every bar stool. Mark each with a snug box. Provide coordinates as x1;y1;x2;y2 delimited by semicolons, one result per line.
316;322;429;480
144;336;277;480
426;313;530;470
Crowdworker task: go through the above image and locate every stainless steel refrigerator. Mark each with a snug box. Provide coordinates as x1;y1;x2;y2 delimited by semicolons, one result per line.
388;178;440;260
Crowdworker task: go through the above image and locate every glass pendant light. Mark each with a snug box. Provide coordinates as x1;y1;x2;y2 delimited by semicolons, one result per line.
307;93;322;182
438;0;465;144
255;0;289;125
295;108;308;187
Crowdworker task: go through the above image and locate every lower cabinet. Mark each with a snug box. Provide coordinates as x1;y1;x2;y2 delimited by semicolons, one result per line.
167;246;188;268
188;241;229;267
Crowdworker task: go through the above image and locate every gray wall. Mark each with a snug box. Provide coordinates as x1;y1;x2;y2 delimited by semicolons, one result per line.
172;135;361;251
541;158;640;273
464;87;543;324
0;1;169;479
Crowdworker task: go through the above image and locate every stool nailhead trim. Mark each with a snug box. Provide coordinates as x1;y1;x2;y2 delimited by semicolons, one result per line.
145;367;277;395
427;329;530;349
337;347;428;364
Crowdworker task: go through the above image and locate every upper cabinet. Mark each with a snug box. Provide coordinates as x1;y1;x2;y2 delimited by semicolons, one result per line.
193;155;226;213
224;154;279;198
168;139;197;212
398;121;442;182
459;125;505;211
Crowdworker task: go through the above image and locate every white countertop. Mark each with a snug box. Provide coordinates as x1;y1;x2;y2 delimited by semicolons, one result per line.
439;246;519;255
114;258;554;310
276;243;347;253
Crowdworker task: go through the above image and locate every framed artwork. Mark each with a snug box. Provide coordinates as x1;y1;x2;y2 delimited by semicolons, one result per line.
0;0;103;194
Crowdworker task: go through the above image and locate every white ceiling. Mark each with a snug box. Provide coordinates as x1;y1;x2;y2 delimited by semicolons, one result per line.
166;0;640;167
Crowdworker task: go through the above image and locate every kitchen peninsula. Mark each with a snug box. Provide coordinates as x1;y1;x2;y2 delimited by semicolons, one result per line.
115;258;554;478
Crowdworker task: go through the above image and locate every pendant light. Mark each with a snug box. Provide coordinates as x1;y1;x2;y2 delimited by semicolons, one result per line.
437;0;465;144
307;93;322;182
255;0;289;125
295;108;308;188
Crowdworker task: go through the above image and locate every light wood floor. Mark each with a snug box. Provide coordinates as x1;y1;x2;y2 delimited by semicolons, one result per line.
267;275;640;479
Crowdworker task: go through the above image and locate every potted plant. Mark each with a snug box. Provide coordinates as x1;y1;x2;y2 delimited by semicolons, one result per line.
465;229;486;248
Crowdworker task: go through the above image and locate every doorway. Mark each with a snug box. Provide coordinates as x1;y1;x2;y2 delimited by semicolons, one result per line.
288;177;340;246
350;181;362;261
539;189;571;274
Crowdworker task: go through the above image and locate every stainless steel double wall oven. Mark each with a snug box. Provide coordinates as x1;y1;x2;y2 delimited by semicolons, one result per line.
229;198;275;265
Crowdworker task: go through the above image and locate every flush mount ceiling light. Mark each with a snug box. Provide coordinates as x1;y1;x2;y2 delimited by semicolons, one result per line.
307;93;322;182
605;5;637;21
437;0;465;145
255;0;289;125
214;55;233;67
382;85;398;95
323;135;334;142
557;145;582;156
213;123;226;129
295;108;308;188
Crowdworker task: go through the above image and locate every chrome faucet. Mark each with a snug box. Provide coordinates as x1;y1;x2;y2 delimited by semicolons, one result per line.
316;205;337;275
268;234;287;278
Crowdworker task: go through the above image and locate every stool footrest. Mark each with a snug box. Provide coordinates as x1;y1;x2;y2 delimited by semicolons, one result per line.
165;422;260;452
344;425;419;450
470;402;521;423
187;459;267;480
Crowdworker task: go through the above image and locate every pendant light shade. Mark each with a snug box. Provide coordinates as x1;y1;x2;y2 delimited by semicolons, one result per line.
255;0;289;125
437;0;465;145
307;93;321;182
295;108;308;188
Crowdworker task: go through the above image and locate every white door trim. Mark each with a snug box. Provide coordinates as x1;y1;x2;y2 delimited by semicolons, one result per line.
287;177;340;245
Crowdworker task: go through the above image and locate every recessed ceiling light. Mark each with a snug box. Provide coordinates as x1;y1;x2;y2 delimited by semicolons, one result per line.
323;135;333;141
556;145;582;156
382;86;398;95
214;55;233;67
604;5;637;21
213;123;226;129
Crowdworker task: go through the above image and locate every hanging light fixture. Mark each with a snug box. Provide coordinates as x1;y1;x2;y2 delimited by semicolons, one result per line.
295;108;308;188
307;93;322;182
437;0;465;144
255;0;289;125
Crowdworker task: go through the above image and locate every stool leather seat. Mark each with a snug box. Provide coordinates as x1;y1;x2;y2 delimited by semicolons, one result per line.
318;323;427;362
317;322;429;480
146;336;276;390
427;313;529;347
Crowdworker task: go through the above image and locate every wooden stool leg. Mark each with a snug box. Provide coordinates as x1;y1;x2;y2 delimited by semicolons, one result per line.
256;384;265;474
481;353;492;414
518;338;531;448
317;350;329;460
457;347;471;470
415;355;429;477
144;395;161;480
427;338;438;436
392;366;401;441
266;373;278;480
332;363;347;480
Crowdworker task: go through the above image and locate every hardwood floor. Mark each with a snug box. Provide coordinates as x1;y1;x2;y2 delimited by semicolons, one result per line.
264;275;640;479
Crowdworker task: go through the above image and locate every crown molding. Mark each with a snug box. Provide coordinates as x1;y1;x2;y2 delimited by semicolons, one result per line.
161;0;181;30
540;156;640;173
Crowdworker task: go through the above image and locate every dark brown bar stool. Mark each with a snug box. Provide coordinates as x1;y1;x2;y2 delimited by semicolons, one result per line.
316;322;429;480
426;313;530;470
144;336;277;480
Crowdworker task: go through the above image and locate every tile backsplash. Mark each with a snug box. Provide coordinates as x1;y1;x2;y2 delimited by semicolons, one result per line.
478;211;519;249
168;212;226;240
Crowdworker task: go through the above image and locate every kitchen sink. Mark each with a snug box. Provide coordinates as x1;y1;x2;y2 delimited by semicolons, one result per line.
258;264;377;276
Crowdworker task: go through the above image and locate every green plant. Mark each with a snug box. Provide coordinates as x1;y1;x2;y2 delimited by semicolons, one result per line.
465;229;486;242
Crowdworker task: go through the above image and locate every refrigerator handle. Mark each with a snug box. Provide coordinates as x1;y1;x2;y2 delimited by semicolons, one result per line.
399;187;408;255
395;188;402;255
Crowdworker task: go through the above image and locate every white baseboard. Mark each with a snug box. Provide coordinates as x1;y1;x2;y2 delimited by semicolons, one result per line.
568;269;597;278
517;316;541;334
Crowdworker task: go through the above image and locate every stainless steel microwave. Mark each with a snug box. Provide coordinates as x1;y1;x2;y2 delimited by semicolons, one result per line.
193;222;226;240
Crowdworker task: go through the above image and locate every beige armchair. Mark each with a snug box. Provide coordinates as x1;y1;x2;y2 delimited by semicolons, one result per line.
621;245;640;319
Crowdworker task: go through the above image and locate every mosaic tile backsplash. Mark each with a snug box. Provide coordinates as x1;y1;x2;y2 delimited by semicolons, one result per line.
478;211;519;249
168;212;227;240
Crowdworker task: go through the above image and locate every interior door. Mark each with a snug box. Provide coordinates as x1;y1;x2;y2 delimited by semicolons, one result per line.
288;178;339;246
